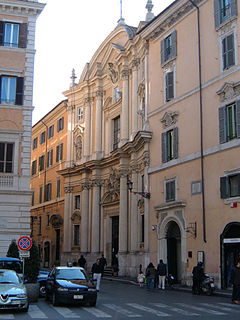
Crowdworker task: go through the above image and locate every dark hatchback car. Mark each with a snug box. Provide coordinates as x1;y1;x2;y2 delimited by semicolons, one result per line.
45;266;97;306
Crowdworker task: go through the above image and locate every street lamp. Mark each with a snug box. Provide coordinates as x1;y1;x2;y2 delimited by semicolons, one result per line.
127;177;151;199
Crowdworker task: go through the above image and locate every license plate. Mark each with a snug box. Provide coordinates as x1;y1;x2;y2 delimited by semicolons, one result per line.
73;295;83;299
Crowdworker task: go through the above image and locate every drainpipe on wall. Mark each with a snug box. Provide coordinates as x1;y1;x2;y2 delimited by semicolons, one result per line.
188;0;206;243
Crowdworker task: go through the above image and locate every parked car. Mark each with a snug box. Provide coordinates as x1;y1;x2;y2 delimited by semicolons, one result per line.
37;270;49;297
45;266;97;306
0;269;29;312
0;257;23;280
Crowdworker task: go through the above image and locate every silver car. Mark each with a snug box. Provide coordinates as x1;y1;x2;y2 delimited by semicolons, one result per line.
0;269;29;312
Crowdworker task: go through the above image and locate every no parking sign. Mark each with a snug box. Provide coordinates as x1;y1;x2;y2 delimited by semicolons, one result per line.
18;236;32;251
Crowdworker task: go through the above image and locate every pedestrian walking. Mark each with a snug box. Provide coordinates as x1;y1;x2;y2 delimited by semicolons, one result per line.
192;262;204;294
91;258;102;292
230;259;240;304
157;259;167;290
137;271;145;288
78;255;86;268
145;262;157;290
112;254;119;276
99;254;107;276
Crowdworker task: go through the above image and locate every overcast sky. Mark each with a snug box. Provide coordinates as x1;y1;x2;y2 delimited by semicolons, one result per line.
32;0;173;125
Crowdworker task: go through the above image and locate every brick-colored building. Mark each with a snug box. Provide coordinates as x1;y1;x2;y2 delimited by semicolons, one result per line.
30;100;67;268
0;0;44;255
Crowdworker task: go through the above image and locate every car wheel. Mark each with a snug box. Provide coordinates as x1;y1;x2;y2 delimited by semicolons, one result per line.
39;283;46;297
52;292;59;306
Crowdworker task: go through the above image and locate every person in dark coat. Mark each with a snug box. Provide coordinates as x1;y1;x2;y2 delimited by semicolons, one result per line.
192;262;205;294
78;255;86;268
230;259;240;304
145;262;157;290
99;254;107;276
157;259;167;290
91;258;102;292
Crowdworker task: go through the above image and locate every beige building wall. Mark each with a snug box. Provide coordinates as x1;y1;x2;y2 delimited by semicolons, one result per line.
0;0;44;255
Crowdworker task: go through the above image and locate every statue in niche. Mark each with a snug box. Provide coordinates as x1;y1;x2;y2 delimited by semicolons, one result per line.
107;63;118;84
74;136;82;160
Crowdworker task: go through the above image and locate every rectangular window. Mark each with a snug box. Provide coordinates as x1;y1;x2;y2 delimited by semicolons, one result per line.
39;155;45;171
113;116;120;150
220;174;240;198
31;160;37;176
46;214;50;227
57;117;64;132
40;131;45;144
166;179;176;202
165;71;174;102
31;191;35;206
162;128;178;163
32;137;38;150
38;216;42;235
56;143;63;162
77;107;83;122
141;175;145;194
0;76;24;105
57;178;61;198
219;102;240;144
214;0;237;28
0;142;13;173
73;225;80;246
161;31;177;65
47;149;53;167
48;125;54;139
4;23;19;47
45;183;52;201
39;185;43;204
74;195;80;210
222;33;235;70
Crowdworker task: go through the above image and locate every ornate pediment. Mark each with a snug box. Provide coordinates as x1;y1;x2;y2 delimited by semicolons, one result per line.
217;81;240;103
102;191;120;205
161;111;179;129
73;124;84;137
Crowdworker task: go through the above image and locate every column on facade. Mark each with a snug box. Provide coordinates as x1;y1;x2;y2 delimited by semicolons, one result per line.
91;178;101;253
144;42;150;131
130;168;138;252
120;69;129;145
119;172;128;253
63;186;73;254
84;97;92;158
80;183;90;253
95;90;103;158
131;59;139;138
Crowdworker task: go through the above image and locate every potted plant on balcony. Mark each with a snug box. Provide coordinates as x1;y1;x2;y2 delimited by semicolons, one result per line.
24;240;40;302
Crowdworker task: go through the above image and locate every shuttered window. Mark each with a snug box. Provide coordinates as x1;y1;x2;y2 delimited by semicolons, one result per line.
39;186;43;204
162;128;178;163
57;179;61;198
45;183;52;201
220;174;240;198
219;101;240;143
73;225;80;246
47;149;53;167
165;71;174;102
31;160;37;175
166;180;176;202
161;30;177;66
39;155;44;171
113;116;120;150
0;76;24;106
222;33;235;70
57;117;64;132
48;125;54;139
56;143;63;162
0;22;27;48
214;0;238;29
0;142;13;173
40;131;45;144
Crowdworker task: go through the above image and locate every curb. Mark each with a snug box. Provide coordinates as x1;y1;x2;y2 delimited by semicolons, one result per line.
103;277;232;298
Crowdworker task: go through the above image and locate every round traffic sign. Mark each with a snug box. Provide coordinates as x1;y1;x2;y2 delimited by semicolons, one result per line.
17;236;32;251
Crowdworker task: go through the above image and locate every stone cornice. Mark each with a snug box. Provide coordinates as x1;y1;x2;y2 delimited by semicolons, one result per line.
154;200;187;212
0;0;45;17
140;0;204;41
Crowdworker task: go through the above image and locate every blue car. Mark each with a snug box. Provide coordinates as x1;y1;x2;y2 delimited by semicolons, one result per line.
37;270;49;297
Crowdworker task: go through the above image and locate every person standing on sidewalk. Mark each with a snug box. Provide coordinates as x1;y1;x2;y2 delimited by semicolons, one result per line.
230;259;240;304
99;254;107;276
157;259;167;290
92;258;102;292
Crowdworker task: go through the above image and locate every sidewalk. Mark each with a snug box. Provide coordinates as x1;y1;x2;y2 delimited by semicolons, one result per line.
103;275;232;298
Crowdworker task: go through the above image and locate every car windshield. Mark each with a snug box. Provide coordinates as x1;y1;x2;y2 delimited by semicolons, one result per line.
56;268;88;280
0;271;20;284
0;261;22;274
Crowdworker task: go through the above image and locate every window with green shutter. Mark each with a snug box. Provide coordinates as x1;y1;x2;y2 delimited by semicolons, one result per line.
220;174;240;198
214;0;238;29
166;179;176;202
161;30;177;66
222;33;235;70
219;101;240;143
165;71;174;102
162;128;178;163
